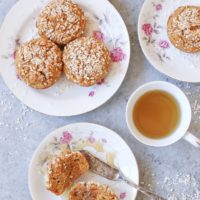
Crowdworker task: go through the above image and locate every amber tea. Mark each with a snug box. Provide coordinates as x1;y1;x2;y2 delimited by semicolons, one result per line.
133;90;180;139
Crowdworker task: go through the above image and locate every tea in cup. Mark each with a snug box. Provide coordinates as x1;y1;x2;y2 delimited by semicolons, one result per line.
126;81;200;147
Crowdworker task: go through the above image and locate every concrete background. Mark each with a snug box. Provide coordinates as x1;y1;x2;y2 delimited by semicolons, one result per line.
0;0;200;199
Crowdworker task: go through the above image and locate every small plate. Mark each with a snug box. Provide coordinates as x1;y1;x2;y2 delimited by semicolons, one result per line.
28;123;139;200
0;0;130;116
138;0;200;83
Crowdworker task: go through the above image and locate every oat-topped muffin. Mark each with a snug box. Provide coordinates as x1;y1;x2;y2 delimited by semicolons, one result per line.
167;6;200;53
46;151;89;195
37;0;86;45
63;37;111;87
16;38;63;89
69;182;118;200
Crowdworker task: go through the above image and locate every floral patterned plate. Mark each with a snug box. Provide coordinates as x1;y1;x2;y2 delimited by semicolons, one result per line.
0;0;130;116
138;0;200;82
28;123;139;200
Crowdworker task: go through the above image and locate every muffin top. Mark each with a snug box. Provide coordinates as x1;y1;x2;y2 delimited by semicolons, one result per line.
167;6;200;53
63;37;111;87
37;0;86;45
69;182;118;200
16;38;63;89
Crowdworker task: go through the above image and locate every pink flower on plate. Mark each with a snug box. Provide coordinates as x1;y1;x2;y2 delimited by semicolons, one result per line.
12;50;16;60
159;40;170;49
111;47;126;62
93;30;104;41
142;23;153;36
88;133;95;143
60;131;73;144
89;91;95;97
155;4;162;11
120;192;126;199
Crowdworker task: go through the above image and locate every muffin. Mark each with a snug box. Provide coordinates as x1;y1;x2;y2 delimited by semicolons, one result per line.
37;0;86;45
46;151;89;195
69;182;118;200
167;6;200;53
63;37;111;87
16;38;63;89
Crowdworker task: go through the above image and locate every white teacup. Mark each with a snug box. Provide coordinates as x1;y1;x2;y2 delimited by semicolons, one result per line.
126;81;200;147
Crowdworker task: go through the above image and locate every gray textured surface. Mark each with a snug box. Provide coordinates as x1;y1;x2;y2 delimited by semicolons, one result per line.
0;0;200;200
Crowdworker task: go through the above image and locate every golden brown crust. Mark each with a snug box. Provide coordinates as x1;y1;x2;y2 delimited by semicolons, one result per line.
37;0;86;45
16;38;63;89
46;152;89;195
69;182;118;200
167;6;200;53
63;37;111;87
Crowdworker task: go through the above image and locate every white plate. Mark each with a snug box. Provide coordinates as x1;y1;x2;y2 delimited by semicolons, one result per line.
138;0;200;83
28;123;139;200
0;0;130;116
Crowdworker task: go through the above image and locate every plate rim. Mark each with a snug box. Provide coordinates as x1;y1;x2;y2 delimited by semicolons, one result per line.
138;0;200;83
28;122;139;200
0;0;131;116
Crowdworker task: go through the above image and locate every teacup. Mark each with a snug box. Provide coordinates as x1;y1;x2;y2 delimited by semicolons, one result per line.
126;81;200;147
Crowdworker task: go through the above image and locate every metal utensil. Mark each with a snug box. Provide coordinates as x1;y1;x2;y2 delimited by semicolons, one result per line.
81;150;166;200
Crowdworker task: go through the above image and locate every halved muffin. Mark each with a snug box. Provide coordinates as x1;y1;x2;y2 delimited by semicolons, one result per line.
69;182;118;200
46;151;89;195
